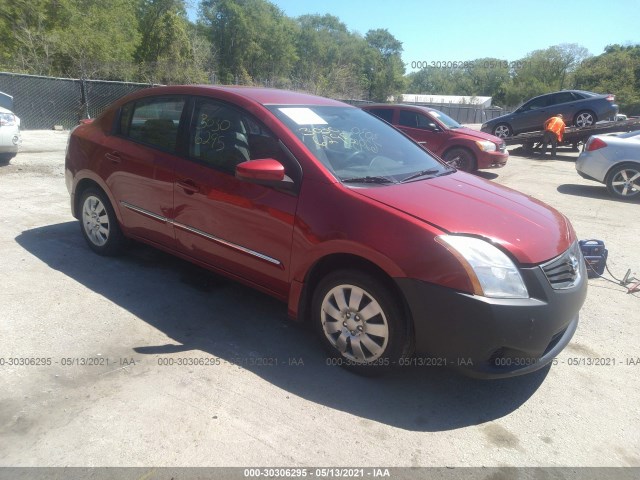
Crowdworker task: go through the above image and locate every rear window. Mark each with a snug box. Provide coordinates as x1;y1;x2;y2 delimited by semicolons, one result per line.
365;108;394;123
119;96;186;152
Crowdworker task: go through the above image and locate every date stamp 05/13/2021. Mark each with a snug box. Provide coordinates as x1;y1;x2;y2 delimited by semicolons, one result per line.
1;355;640;369
409;59;533;70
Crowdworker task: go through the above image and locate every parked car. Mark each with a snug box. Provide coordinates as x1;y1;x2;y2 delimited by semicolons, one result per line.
65;85;587;378
0;105;21;162
482;90;618;138
576;130;640;200
362;104;507;172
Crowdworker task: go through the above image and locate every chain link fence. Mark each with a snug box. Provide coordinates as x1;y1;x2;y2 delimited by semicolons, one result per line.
0;72;154;130
399;101;514;124
0;71;514;129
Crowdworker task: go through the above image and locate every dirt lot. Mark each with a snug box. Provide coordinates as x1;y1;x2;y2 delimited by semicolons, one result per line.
1;130;639;468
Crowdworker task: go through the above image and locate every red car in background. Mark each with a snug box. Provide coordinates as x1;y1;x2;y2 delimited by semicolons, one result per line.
65;85;586;378
362;104;508;172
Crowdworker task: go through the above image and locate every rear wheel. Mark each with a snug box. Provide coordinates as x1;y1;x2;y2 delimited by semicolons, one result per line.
606;163;640;200
493;123;512;139
312;270;411;375
79;187;126;255
444;147;476;172
574;111;596;128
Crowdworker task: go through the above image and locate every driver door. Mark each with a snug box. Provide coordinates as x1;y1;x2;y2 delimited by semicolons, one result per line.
397;109;446;153
171;97;300;298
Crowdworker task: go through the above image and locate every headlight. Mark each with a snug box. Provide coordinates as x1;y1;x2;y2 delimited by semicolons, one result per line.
437;235;529;299
481;123;488;130
475;140;497;152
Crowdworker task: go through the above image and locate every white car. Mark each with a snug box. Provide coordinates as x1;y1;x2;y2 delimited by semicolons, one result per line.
576;130;640;200
0;106;21;162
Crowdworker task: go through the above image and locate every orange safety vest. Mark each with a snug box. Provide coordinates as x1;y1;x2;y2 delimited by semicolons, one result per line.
544;116;565;143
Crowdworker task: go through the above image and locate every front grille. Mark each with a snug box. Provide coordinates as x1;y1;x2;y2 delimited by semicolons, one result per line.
540;242;583;289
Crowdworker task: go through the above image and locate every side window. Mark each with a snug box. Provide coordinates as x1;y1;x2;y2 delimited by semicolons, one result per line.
524;96;551;110
366;108;394;123
416;114;432;128
553;92;575;104
190;98;300;183
399;110;417;127
121;96;185;152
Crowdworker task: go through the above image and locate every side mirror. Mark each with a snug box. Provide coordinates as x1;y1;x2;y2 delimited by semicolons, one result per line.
235;159;294;188
427;122;441;131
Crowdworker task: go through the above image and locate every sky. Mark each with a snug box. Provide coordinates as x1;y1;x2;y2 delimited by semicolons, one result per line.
190;0;640;71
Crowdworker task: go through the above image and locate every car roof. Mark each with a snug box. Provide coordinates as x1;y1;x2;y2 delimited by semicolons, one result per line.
127;85;349;108
362;103;437;113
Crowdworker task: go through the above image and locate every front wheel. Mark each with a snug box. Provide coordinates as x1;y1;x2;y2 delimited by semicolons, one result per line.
79;187;126;255
444;148;476;172
312;270;412;375
606;164;640;200
493;123;512;139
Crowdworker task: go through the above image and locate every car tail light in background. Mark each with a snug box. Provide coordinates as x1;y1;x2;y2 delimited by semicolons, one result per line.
606;94;615;102
586;137;607;151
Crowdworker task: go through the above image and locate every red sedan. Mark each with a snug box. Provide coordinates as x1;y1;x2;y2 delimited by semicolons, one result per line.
361;104;508;172
65;85;586;377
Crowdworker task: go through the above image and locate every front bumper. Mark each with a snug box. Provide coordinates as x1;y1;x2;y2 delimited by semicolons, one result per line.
395;262;587;379
477;150;508;169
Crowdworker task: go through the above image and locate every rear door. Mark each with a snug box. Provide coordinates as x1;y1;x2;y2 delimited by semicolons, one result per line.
552;92;579;121
105;95;186;248
171;96;300;297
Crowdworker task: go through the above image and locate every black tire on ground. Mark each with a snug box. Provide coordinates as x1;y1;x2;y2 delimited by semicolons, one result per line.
574;111;596;128
443;147;477;172
78;187;126;255
312;269;412;375
606;163;640;200
0;153;16;164
493;123;512;139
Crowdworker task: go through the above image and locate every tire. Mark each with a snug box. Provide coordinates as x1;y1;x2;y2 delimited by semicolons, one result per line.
444;147;476;172
574;110;596;128
0;153;16;164
606;163;640;200
312;269;412;375
493;123;512;139
79;187;126;255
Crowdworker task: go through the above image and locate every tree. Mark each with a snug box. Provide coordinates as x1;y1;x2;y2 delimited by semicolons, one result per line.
199;0;298;85
505;44;589;106
364;28;405;101
574;44;640;115
135;0;212;84
291;14;369;98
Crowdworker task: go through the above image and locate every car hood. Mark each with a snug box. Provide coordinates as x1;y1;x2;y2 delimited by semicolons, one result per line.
454;127;505;144
353;173;573;265
484;112;516;127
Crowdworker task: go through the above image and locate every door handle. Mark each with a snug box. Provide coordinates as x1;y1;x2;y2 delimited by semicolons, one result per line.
177;179;200;195
105;152;121;163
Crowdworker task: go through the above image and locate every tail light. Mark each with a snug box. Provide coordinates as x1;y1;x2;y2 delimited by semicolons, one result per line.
606;94;615;102
586;137;607;151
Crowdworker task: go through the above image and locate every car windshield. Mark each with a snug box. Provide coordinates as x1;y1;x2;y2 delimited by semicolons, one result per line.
427;109;461;129
267;105;451;184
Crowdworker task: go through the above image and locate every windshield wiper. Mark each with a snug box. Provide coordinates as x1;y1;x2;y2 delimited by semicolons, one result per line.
400;168;441;183
341;175;397;184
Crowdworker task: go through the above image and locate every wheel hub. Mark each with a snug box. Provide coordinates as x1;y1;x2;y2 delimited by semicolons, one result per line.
342;310;363;335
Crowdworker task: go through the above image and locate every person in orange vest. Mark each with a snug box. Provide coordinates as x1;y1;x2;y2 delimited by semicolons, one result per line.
541;114;566;158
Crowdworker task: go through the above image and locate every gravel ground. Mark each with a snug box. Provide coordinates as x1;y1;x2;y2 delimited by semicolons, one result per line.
0;130;639;469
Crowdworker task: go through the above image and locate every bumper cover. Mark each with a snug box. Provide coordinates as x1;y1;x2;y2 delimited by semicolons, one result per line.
396;264;587;379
